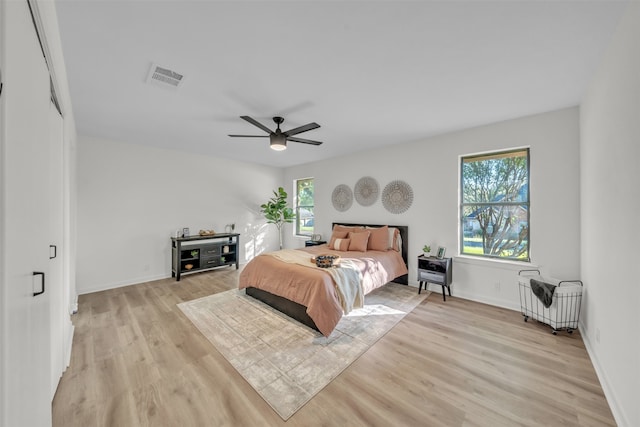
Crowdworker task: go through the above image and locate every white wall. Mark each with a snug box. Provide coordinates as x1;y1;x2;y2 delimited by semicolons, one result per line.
285;107;581;310
580;3;640;426
76;135;283;294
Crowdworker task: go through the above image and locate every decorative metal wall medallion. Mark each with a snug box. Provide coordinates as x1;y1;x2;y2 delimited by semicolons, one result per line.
354;176;379;206
331;184;353;212
382;180;413;214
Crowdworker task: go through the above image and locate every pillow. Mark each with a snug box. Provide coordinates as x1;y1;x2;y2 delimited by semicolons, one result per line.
327;238;350;251
366;225;389;251
389;227;400;251
348;230;370;252
395;231;403;256
333;224;356;233
328;230;349;249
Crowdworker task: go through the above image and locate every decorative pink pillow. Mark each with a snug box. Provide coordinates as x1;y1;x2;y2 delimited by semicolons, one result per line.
328;238;350;251
333;224;355;233
366;225;389;251
348;231;370;252
328;230;349;249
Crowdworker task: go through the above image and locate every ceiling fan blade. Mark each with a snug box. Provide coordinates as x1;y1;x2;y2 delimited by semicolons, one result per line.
288;136;323;146
240;116;273;134
228;134;269;138
283;122;320;137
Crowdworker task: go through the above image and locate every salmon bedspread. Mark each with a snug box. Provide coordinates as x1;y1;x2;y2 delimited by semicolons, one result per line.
238;245;408;336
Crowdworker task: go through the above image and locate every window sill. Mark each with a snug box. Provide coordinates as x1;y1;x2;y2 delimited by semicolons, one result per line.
454;254;539;271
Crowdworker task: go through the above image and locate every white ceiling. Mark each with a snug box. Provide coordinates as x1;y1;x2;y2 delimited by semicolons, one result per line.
55;1;627;168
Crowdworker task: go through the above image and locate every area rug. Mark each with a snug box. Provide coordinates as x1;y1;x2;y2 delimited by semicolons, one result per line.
178;283;428;420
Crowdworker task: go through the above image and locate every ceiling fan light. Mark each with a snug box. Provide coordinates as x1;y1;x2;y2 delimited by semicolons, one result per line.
270;134;287;151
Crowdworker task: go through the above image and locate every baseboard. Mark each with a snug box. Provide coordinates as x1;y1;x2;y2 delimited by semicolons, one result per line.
420;282;520;312
580;324;629;427
64;322;74;369
77;273;169;295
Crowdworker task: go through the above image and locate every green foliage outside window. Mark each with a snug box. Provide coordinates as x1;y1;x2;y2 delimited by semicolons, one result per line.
295;178;314;236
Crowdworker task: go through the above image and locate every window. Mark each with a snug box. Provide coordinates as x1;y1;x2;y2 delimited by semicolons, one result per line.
295;178;314;236
460;148;530;261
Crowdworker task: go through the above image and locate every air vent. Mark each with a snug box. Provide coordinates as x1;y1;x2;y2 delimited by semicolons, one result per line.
146;63;184;89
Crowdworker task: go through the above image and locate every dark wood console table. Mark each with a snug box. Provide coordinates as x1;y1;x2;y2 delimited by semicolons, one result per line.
171;233;239;281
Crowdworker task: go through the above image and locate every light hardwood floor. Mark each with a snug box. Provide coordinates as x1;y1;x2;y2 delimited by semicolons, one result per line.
53;268;616;426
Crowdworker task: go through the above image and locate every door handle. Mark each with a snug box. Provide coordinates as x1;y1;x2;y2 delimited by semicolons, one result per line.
33;271;45;296
49;245;57;259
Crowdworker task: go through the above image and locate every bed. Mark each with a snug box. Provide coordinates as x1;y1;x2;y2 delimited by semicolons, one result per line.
238;223;409;336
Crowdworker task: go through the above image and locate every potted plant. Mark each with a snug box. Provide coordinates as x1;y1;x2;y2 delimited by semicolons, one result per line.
422;245;431;256
260;187;296;250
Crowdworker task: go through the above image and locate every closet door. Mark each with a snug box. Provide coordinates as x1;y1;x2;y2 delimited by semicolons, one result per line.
49;103;65;399
1;1;53;426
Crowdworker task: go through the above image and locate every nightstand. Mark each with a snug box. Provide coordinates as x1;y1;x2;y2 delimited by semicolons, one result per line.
305;240;327;247
418;255;453;301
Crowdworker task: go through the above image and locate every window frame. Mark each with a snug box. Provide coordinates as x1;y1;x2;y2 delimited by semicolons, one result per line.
294;177;314;237
459;147;530;262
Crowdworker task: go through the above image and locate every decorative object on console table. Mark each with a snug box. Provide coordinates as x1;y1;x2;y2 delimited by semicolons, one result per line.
417;255;452;301
436;246;446;259
171;233;240;281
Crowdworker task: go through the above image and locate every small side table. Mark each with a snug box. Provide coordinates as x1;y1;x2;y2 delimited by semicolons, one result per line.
418;255;453;301
305;240;327;247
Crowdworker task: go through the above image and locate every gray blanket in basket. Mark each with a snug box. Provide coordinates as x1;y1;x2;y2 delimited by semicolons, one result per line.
530;278;556;308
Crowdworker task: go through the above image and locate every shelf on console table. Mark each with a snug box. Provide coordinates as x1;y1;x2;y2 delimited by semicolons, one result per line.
171;233;240;281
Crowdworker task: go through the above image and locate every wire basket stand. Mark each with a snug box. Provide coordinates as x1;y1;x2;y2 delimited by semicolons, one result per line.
518;269;583;335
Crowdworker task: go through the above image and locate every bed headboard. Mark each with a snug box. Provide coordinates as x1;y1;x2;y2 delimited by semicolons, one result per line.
332;222;409;285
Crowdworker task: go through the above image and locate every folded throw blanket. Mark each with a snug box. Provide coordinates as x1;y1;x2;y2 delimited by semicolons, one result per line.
325;259;363;314
530;278;556;308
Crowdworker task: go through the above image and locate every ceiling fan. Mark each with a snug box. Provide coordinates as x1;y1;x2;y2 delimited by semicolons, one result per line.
228;116;322;151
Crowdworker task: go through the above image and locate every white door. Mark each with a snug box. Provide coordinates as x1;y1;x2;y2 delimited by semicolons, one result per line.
1;1;53;425
49;103;65;399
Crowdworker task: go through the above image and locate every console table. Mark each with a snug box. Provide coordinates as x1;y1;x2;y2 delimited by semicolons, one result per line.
171;233;239;281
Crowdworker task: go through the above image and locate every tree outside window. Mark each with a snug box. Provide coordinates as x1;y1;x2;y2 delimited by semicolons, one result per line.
295;178;314;236
460;148;530;261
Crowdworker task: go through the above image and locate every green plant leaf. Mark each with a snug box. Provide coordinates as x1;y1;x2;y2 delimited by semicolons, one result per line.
260;187;297;234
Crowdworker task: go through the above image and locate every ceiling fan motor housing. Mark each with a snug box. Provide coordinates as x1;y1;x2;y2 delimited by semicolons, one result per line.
270;133;287;151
